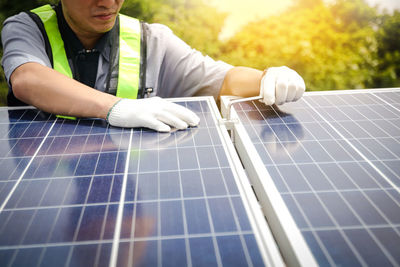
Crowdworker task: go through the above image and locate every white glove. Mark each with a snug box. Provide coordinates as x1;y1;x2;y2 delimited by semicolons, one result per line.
260;66;306;105
107;97;200;132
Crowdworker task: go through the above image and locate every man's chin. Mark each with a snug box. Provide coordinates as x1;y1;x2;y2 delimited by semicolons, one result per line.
92;23;116;33
90;17;116;32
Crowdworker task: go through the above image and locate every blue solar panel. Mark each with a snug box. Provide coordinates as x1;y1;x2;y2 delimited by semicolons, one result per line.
0;99;269;267
228;89;400;266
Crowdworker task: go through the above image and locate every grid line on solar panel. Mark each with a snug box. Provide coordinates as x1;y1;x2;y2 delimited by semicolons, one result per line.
4;179;121;211
0;199;119;244
1;195;249;215
373;91;400;113
122;132;159;266
0;118;58;213
0;166;241;184
0;231;258;253
302;96;400;194
0;144;232;160
0;111;57;201
230;90;400;266
192;101;253;266
312;94;400;137
297;224;400;231
109;127;132;267
176;117;202;267
282;93;400;184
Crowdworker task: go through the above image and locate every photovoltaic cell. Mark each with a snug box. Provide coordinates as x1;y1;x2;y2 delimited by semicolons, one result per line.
231;89;400;266
0;99;265;267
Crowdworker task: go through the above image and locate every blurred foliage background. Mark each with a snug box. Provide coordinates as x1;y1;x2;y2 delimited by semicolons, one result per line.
0;0;399;106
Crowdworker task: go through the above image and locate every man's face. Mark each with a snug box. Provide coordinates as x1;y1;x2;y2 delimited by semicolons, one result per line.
61;0;124;36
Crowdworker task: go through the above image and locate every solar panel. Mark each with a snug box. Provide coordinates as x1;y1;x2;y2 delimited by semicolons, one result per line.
222;88;400;266
0;97;282;267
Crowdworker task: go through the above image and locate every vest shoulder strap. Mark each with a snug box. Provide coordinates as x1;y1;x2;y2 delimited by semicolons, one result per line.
30;5;73;79
107;19;148;99
117;14;141;99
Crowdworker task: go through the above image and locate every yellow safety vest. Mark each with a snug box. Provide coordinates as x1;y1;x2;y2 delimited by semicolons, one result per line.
30;4;141;100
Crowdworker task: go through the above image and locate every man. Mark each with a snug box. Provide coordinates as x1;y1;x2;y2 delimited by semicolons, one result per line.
1;0;305;132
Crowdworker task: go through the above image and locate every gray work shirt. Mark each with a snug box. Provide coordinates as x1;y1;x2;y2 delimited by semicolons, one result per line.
1;11;233;101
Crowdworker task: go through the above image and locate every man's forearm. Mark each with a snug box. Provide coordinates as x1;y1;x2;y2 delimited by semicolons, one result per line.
219;66;306;106
10;62;119;119
219;66;263;98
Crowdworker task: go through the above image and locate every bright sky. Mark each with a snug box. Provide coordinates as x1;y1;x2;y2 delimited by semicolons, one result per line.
210;0;293;39
210;0;400;39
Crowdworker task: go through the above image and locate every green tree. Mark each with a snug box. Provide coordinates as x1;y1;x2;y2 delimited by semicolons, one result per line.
122;0;226;58
0;0;57;23
370;11;400;87
220;0;378;91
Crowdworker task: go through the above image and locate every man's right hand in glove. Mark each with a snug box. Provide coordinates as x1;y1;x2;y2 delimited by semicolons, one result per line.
107;97;200;132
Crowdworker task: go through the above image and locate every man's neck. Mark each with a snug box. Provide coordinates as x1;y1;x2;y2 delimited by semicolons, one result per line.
73;31;103;50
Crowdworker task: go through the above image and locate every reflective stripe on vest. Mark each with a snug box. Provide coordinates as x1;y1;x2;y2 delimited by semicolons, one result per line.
31;5;72;79
117;14;140;99
30;4;141;99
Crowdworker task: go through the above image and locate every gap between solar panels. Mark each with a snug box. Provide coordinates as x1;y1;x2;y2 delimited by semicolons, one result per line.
221;95;317;267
